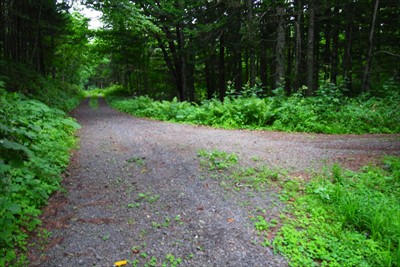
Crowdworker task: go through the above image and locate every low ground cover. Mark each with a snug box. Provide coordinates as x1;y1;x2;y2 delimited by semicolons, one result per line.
0;88;81;265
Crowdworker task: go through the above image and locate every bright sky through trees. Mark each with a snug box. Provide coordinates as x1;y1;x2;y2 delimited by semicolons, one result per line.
72;2;103;29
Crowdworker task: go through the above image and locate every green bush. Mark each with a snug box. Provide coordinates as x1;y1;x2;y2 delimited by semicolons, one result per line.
107;81;400;134
0;89;80;265
32;80;84;112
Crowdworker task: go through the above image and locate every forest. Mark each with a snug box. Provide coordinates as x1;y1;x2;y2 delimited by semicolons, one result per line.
1;0;400;266
83;0;400;101
1;0;400;99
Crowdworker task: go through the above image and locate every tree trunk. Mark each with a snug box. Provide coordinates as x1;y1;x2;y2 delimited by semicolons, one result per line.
323;5;331;80
293;0;304;91
176;25;186;101
362;0;379;92
343;2;355;93
246;0;256;87
276;5;286;88
259;14;268;91
232;12;243;91
285;23;292;94
306;0;315;95
218;32;226;100
205;57;216;99
331;5;339;84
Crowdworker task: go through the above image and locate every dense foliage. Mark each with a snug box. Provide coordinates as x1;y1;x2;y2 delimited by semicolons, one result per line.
105;82;400;134
275;157;400;266
85;0;400;101
0;2;94;89
0;88;80;265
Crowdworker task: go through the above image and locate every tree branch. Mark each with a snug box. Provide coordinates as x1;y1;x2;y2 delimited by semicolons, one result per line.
374;51;400;58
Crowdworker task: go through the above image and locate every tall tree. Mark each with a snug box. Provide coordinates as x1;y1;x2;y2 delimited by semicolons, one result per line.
246;0;256;87
306;0;315;95
275;2;286;87
362;0;380;92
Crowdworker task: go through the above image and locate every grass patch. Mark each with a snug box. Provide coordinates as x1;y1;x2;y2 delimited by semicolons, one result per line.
275;157;400;266
197;149;239;170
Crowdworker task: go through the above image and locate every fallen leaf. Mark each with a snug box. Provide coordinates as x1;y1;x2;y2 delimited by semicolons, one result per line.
227;218;234;223
114;260;128;266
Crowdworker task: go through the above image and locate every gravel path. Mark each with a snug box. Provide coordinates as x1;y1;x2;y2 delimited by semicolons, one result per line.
28;98;400;267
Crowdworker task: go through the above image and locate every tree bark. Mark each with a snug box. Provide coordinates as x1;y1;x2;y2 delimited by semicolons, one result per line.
176;24;186;101
246;0;256;87
218;32;226;100
343;2;355;93
285;23;292;94
306;0;315;95
276;5;286;88
259;14;268;91
232;16;242;91
331;5;339;84
293;0;304;90
323;5;331;80
362;0;379;92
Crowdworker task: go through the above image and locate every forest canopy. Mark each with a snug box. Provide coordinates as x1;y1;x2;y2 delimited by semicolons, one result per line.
1;0;399;101
83;0;400;101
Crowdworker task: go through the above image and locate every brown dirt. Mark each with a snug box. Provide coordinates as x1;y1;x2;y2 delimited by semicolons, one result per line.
28;98;400;267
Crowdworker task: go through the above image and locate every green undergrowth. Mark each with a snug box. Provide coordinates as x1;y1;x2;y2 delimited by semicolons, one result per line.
0;89;80;265
197;149;400;266
31;80;84;112
276;157;400;266
106;82;400;134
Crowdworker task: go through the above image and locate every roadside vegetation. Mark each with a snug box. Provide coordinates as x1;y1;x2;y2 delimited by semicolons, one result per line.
197;149;400;266
103;82;400;134
0;83;81;265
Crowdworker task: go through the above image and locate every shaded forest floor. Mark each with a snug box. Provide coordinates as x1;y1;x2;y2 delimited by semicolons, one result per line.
28;98;400;267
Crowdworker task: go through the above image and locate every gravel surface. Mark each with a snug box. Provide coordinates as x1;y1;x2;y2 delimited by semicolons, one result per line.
28;98;400;267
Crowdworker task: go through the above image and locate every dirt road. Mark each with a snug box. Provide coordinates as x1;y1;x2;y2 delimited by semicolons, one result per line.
28;98;400;267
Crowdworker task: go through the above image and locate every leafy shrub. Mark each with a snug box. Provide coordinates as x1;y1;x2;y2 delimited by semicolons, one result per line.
107;81;400;134
86;84;131;99
0;89;80;265
32;80;84;112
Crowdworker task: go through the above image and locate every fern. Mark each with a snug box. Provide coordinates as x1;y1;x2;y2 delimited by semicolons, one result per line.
106;82;400;134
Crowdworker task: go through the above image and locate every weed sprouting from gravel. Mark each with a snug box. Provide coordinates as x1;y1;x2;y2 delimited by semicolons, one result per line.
127;156;146;166
129;253;183;267
136;192;160;204
197;149;239;170
197;149;283;192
